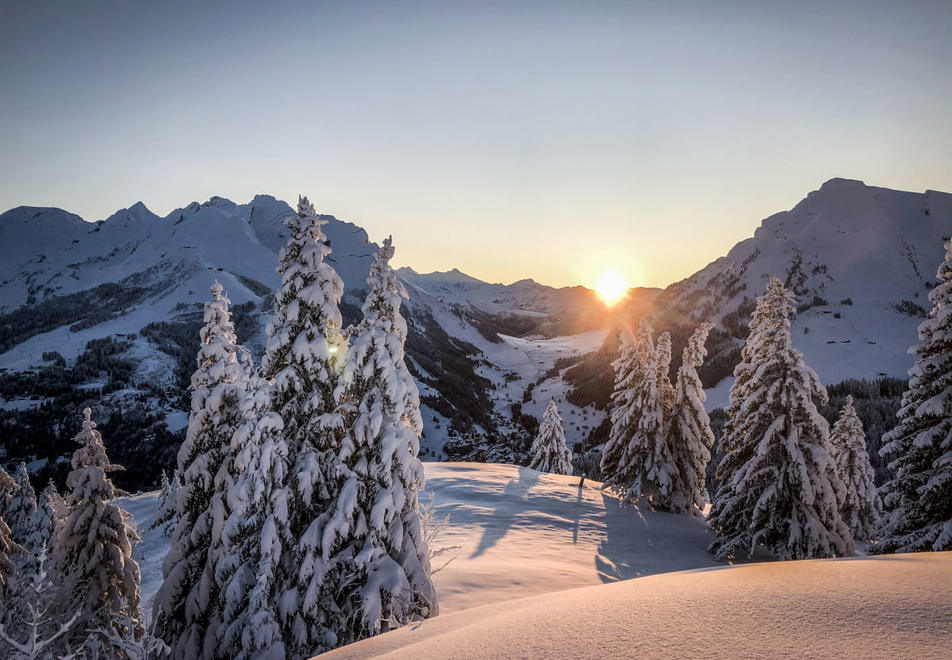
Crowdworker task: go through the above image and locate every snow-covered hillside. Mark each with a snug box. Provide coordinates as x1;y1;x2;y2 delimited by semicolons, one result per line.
323;551;952;659
126;462;721;615
2;179;950;487
657;178;952;389
123;463;952;660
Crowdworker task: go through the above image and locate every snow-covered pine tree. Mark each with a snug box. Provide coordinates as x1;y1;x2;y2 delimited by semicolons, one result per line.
6;462;38;552
150;469;180;537
154;280;244;659
655;331;676;420
660;322;715;517
31;484;55;559
44;479;68;522
0;545;80;660
601;321;671;506
52;408;143;654
529;399;573;475
218;360;289;660
262;196;347;656
830;395;881;541
708;277;853;560
0;469;25;596
599;328;639;482
0;464;13;521
326;236;437;645
873;237;952;553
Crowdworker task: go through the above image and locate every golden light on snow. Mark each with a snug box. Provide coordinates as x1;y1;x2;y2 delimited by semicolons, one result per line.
594;269;628;306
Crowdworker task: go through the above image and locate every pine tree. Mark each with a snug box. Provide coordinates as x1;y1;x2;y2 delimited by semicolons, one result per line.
262;196;346;656
6;462;38;552
53;408;143;654
154;281;244;659
0;545;80;660
601;321;670;506
0;469;25;597
218;361;289;660
708;278;853;560
44;480;68;522
150;470;179;537
327;236;437;645
655;331;676;420
529;399;573;475
830;395;881;541
874;238;952;553
660;322;715;517
32;484;56;558
599;328;639;482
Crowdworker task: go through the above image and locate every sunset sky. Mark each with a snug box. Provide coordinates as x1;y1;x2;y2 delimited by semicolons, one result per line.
1;1;950;289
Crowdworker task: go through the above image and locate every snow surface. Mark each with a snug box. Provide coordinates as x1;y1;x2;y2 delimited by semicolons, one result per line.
322;552;952;659
125;462;721;614
121;462;950;659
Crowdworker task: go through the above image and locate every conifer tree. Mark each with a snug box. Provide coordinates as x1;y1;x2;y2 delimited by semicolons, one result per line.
660;322;715;517
830;395;881;541
150;469;180;537
0;545;80;660
6;462;38;551
33;484;56;556
0;469;24;596
262;196;346;656
327;237;437;645
154;281;244;659
874;238;952;553
218;361;289;660
655;331;676;419
0;464;13;522
599;328;639;482
601;321;670;506
529;399;573;475
44;479;68;522
708;278;853;560
53;408;143;654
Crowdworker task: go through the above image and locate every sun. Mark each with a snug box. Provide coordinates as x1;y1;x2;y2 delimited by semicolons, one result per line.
594;269;628;306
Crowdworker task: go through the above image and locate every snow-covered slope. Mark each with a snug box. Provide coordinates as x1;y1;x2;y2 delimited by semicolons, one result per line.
124;462;721;616
322;551;952;659
122;463;951;660
655;178;951;389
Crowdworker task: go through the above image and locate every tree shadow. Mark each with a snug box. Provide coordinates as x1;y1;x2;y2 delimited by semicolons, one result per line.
469;467;541;558
594;493;721;583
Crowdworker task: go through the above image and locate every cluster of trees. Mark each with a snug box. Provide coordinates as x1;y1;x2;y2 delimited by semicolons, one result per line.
150;197;436;660
600;320;715;517
599;277;882;552
0;412;152;658
1;197;437;659
599;232;952;560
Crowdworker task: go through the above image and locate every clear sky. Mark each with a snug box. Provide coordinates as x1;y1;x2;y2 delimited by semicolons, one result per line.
1;1;950;289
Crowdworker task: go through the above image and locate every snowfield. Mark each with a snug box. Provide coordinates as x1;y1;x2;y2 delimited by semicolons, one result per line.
122;462;951;658
322;552;952;659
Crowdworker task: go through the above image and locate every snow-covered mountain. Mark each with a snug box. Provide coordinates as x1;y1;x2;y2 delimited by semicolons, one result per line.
0;195;622;486
655;178;951;397
0;178;948;488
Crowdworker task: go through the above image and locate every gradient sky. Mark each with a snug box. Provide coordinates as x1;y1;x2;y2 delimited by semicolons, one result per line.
1;1;950;289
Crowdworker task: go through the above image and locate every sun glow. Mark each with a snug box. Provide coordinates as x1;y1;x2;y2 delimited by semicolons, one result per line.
594;269;628;306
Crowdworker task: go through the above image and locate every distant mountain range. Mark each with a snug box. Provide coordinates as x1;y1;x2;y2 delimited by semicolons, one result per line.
0;178;948;488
